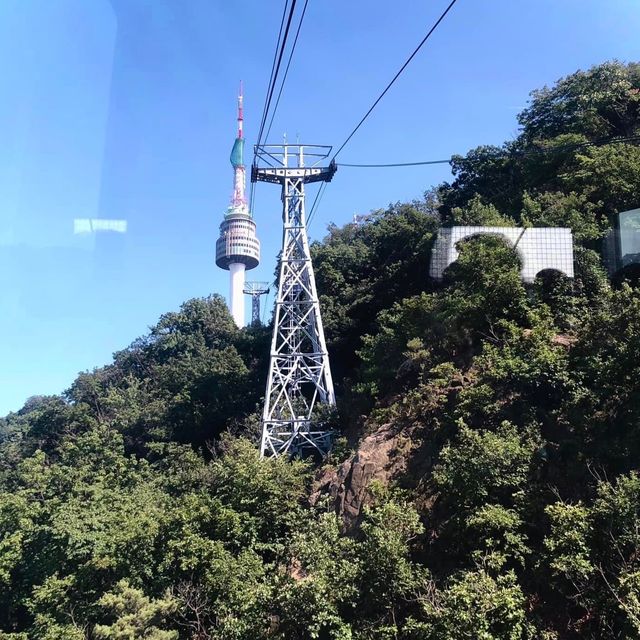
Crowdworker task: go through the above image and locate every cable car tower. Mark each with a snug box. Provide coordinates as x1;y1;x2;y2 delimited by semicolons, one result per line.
252;144;337;458
243;281;270;326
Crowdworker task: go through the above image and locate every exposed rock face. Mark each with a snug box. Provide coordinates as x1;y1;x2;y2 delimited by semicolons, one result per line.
523;329;576;348
310;368;470;528
311;422;414;528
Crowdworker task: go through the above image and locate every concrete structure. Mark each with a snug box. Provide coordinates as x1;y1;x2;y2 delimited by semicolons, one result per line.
603;208;640;277
429;226;574;283
215;85;260;326
253;144;337;458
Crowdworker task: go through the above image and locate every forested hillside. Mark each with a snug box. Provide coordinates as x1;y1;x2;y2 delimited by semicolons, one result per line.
2;61;640;639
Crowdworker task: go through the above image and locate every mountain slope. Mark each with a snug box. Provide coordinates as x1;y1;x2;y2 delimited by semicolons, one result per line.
2;60;640;639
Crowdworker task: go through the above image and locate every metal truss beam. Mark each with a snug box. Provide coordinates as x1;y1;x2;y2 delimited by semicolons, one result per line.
253;145;336;458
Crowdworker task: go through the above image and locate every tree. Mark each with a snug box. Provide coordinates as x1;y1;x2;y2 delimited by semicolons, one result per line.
410;569;530;640
312;199;438;380
518;61;640;143
3;59;640;640
94;580;178;640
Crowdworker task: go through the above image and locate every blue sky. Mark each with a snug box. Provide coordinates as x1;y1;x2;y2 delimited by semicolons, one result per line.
1;0;639;416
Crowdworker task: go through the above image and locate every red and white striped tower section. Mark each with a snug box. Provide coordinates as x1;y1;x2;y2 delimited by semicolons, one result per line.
216;84;260;326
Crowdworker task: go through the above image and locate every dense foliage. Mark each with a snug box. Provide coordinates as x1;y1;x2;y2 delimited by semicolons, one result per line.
2;61;640;639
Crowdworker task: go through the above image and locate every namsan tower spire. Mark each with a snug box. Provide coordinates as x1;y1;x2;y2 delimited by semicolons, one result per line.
216;84;260;326
237;80;243;138
229;82;248;214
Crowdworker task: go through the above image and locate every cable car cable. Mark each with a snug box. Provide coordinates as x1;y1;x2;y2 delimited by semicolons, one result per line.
250;0;292;218
264;0;310;145
331;0;459;161
309;0;458;228
256;0;298;149
307;182;327;228
337;134;640;168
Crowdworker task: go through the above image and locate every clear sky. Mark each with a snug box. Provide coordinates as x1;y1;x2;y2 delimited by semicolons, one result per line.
1;0;639;416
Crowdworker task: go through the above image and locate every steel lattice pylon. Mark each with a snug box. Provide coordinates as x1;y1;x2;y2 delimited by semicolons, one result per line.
252;144;337;458
243;281;270;326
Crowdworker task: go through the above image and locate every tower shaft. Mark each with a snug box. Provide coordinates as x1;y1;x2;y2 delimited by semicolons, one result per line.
229;263;246;327
253;144;337;458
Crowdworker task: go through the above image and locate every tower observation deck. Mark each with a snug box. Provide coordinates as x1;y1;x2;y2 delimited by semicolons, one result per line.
215;84;260;326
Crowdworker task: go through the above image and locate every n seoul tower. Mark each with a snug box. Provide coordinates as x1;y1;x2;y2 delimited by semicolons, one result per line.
215;84;260;326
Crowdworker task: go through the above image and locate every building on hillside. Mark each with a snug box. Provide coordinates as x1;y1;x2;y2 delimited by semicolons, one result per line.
429;226;574;283
603;208;640;278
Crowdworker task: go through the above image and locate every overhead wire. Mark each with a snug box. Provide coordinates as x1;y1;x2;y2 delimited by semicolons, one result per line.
308;0;459;230
249;0;290;216
256;1;461;230
306;182;327;227
308;0;458;230
255;0;298;150
309;135;640;228
339;159;450;168
250;0;298;221
259;0;289;133
331;0;459;162
336;134;640;168
248;0;310;325
264;0;310;145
